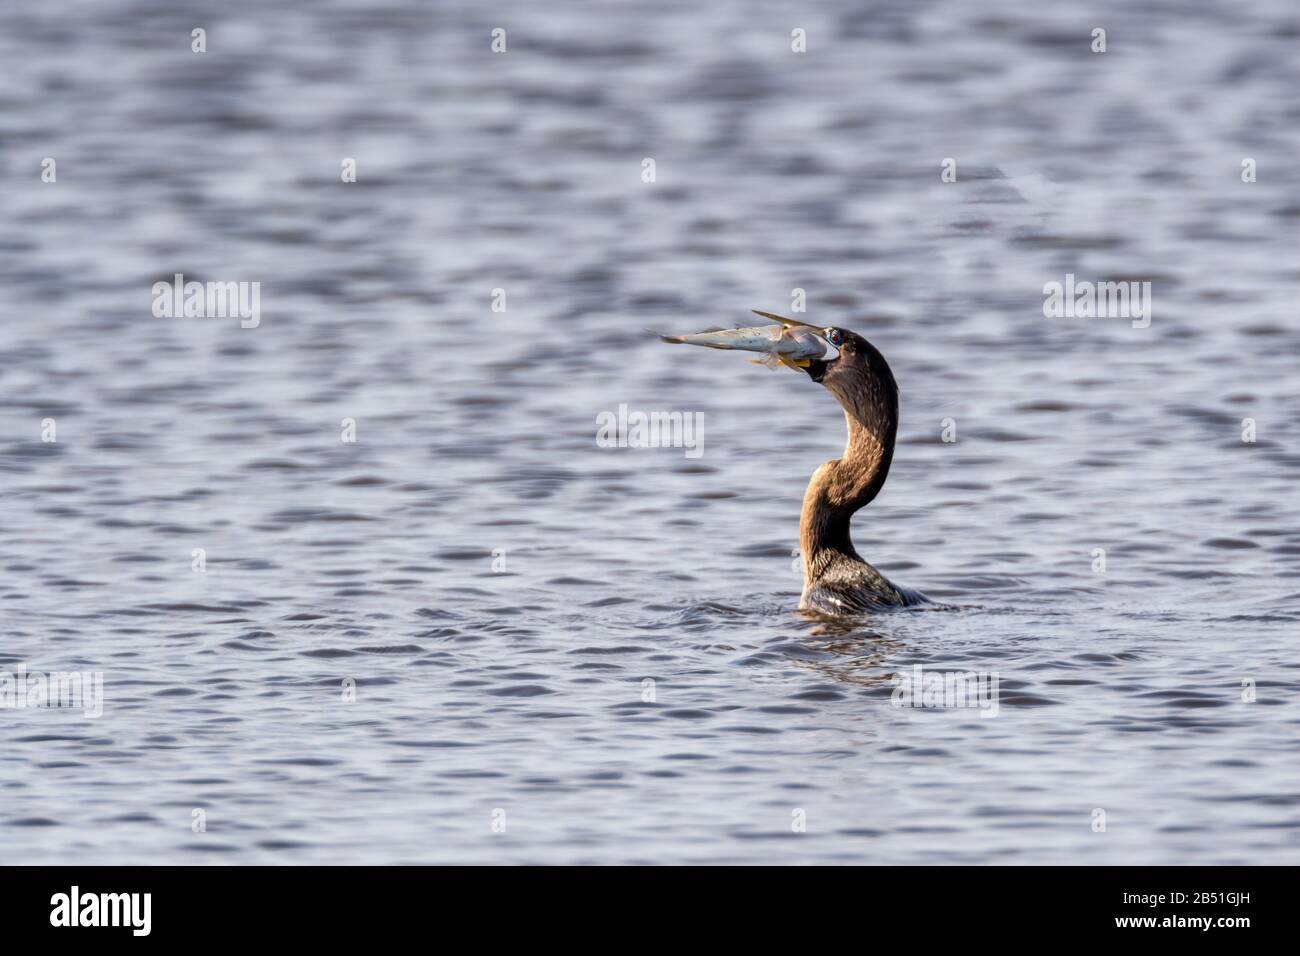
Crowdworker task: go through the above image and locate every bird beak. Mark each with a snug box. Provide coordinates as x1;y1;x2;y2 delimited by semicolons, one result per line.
750;310;825;336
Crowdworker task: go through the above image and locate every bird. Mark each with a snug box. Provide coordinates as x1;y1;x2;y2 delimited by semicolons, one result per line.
657;311;929;614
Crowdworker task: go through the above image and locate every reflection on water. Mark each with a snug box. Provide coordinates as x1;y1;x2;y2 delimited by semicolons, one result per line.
1;0;1299;863
787;620;905;690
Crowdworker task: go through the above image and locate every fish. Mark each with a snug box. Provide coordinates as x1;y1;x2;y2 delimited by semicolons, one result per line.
652;311;828;369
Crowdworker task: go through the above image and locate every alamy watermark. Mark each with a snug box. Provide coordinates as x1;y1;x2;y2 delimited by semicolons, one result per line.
152;273;261;328
596;404;704;458
0;665;103;718
891;664;999;718
1043;273;1151;328
50;886;150;936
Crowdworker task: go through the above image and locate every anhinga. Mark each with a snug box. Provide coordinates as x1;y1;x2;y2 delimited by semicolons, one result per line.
657;311;928;614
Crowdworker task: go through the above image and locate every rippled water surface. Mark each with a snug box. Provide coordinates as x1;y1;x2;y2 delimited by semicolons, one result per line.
2;0;1299;864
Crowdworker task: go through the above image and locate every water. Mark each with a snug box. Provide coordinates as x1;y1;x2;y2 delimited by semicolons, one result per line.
2;0;1298;864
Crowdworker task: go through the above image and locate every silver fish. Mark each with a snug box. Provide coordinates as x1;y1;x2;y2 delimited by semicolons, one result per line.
653;311;828;369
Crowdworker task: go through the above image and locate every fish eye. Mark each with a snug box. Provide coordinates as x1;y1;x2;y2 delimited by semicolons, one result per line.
825;328;842;347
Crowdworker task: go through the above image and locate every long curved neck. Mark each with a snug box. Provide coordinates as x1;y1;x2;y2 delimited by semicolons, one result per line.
799;372;898;579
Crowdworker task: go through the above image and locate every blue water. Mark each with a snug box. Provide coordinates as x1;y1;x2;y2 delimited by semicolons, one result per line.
1;0;1298;863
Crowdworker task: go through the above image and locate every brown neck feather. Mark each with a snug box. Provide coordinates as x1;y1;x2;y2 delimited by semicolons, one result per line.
799;351;899;580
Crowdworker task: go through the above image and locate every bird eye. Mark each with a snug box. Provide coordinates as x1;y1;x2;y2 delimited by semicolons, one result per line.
825;328;842;347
